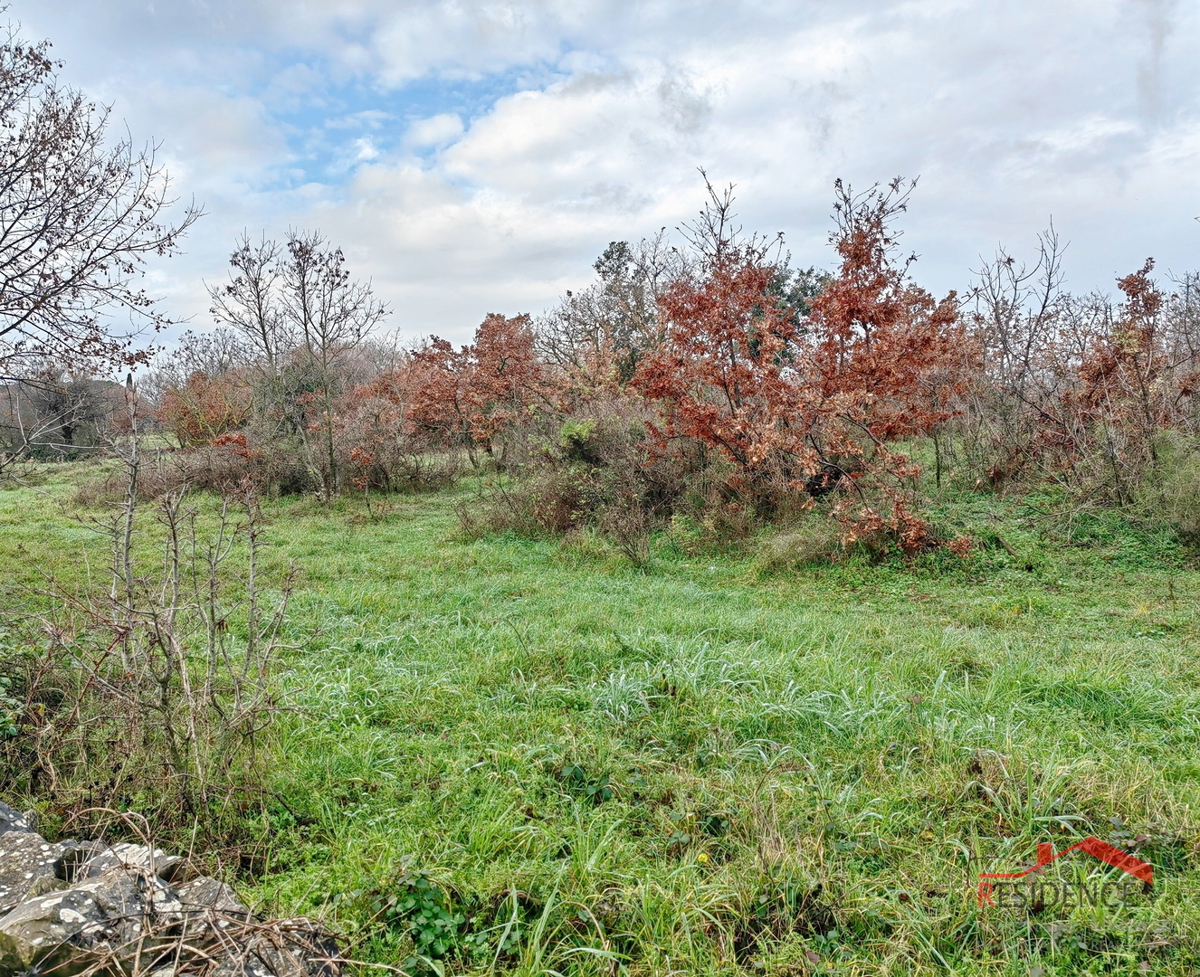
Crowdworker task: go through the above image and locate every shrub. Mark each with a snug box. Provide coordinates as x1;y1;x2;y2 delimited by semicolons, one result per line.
4;470;291;852
1142;431;1200;550
408;314;560;469
334;375;462;494
632;177;973;543
157;369;253;447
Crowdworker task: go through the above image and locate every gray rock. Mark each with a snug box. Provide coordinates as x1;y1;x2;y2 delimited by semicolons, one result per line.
177;876;251;916
0;802;32;837
55;840;108;884
75;842;184;882
0;868;146;976
0;797;342;977
210;919;342;977
23;876;66;900
0;831;66;914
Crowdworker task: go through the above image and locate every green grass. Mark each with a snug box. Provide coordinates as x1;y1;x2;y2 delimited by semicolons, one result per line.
2;464;1200;975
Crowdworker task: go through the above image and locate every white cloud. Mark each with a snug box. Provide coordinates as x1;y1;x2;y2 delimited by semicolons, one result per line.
8;0;1200;347
405;113;464;149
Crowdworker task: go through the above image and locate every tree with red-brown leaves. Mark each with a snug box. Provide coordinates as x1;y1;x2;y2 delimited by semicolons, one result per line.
633;176;974;551
332;350;460;492
1064;259;1200;501
406;337;475;457
1076;261;1168;431
805;179;975;545
809;178;968;443
158;370;253;447
407;314;557;467
462;312;555;458
632;179;809;500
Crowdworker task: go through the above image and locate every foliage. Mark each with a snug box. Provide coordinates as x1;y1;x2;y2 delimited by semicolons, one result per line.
537;234;680;390
631;179;806;497
0;366;123;464
960;235;1200;500
553;761;615;805
157;370;254;447
332;366;462;496
375;871;470;970
408;313;557;467
1141;430;1200;550
0;673;19;739
633;176;973;550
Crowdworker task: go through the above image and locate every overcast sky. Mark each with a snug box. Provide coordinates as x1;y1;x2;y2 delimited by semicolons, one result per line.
16;0;1200;345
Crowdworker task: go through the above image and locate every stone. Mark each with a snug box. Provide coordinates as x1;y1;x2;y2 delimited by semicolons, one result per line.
210;919;342;977
0;831;66;914
0;868;146;976
0;796;343;977
176;876;251;916
55;840;108;884
23;876;66;900
0;802;32;837
75;842;185;882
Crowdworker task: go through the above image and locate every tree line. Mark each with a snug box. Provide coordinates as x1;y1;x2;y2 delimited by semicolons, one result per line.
1;10;1197;559
128;175;1200;558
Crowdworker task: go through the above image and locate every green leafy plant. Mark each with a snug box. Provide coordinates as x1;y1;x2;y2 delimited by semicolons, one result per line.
376;871;467;970
555;761;615;805
374;872;536;972
0;675;19;739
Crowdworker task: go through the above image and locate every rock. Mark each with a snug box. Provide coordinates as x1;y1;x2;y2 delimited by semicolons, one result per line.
23;876;66;900
210;919;342;977
161;876;249;942
0;802;32;837
0;831;67;914
75;842;184;882
0;797;343;977
0;868;146;976
177;876;251;916
55;840;108;884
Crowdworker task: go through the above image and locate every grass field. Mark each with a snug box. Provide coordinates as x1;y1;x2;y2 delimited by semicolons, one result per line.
2;463;1199;975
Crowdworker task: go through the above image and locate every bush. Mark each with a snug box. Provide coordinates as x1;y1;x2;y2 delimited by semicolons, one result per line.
77;436;317;505
460;398;730;560
157;370;253;447
3;475;290;853
1143;432;1200;550
334;385;463;494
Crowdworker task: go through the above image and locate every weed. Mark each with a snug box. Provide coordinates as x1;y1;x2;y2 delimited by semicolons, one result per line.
553;762;615;806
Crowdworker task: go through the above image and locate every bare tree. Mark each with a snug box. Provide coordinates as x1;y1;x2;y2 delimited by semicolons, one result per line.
0;19;201;382
206;229;388;498
208;234;289;371
0;365;111;468
280;230;388;498
537;231;683;388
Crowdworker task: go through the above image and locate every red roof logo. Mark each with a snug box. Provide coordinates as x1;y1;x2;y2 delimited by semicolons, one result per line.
978;838;1152;907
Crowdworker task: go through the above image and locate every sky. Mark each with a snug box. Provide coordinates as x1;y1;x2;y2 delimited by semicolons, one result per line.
15;0;1200;346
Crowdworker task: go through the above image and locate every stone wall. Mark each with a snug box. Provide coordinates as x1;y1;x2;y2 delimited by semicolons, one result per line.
0;800;342;977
